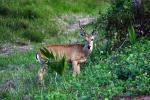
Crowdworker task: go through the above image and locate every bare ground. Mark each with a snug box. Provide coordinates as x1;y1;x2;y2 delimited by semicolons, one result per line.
0;42;32;55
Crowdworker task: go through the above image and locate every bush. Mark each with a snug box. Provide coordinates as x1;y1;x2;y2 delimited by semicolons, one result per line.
96;0;150;53
96;0;134;51
107;39;150;96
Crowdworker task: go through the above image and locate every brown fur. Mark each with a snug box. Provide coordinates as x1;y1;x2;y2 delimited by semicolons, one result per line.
46;44;87;62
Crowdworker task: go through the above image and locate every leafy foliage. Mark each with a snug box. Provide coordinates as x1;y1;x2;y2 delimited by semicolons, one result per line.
84;39;150;98
96;0;133;51
40;47;67;76
96;0;150;53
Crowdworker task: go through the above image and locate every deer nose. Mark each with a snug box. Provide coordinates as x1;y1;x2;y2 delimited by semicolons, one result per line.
88;45;91;49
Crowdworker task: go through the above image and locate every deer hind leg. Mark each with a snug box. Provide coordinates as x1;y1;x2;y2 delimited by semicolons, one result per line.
36;64;46;85
72;61;80;74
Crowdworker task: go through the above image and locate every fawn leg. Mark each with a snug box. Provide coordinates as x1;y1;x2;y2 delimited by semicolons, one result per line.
36;64;46;85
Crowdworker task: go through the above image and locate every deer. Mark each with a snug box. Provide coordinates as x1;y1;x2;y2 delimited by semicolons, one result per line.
36;21;97;84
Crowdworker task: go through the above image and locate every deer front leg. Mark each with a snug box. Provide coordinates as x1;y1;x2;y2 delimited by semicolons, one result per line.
77;63;80;74
36;65;46;85
72;61;80;74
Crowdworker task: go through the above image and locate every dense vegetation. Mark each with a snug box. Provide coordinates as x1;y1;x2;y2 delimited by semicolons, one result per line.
0;0;149;99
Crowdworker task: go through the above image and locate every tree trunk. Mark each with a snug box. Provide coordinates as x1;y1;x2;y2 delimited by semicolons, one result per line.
133;0;144;16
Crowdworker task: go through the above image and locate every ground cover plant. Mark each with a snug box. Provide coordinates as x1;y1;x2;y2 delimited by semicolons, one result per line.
0;0;150;99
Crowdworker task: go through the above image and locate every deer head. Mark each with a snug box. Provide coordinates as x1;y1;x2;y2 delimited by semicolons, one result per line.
79;21;97;53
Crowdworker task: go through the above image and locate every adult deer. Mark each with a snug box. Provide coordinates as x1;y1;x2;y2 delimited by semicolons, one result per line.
36;21;97;83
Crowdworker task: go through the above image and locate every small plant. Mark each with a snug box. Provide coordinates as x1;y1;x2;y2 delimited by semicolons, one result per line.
40;47;67;76
128;24;136;44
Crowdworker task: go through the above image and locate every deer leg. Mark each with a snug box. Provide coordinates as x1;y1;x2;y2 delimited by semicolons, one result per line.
72;61;80;74
36;64;46;85
76;63;80;74
72;61;78;74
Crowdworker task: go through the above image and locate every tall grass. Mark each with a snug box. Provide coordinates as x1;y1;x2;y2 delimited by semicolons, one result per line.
0;0;109;43
128;24;136;44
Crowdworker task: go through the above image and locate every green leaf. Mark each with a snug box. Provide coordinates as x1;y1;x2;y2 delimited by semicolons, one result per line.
128;24;136;44
40;47;55;60
40;47;67;76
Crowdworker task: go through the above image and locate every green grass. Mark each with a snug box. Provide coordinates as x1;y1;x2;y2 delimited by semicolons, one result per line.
0;38;149;99
0;0;110;43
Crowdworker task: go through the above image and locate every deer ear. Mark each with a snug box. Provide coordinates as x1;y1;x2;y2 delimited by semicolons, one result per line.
80;31;86;37
92;30;96;37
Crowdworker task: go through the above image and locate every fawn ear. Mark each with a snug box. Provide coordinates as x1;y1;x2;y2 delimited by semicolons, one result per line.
91;30;96;37
80;31;86;37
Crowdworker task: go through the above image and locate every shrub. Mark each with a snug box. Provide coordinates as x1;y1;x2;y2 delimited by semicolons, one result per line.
96;0;134;52
96;0;150;53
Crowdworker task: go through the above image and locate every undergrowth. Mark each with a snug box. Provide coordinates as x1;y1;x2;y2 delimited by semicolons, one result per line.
0;38;149;99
